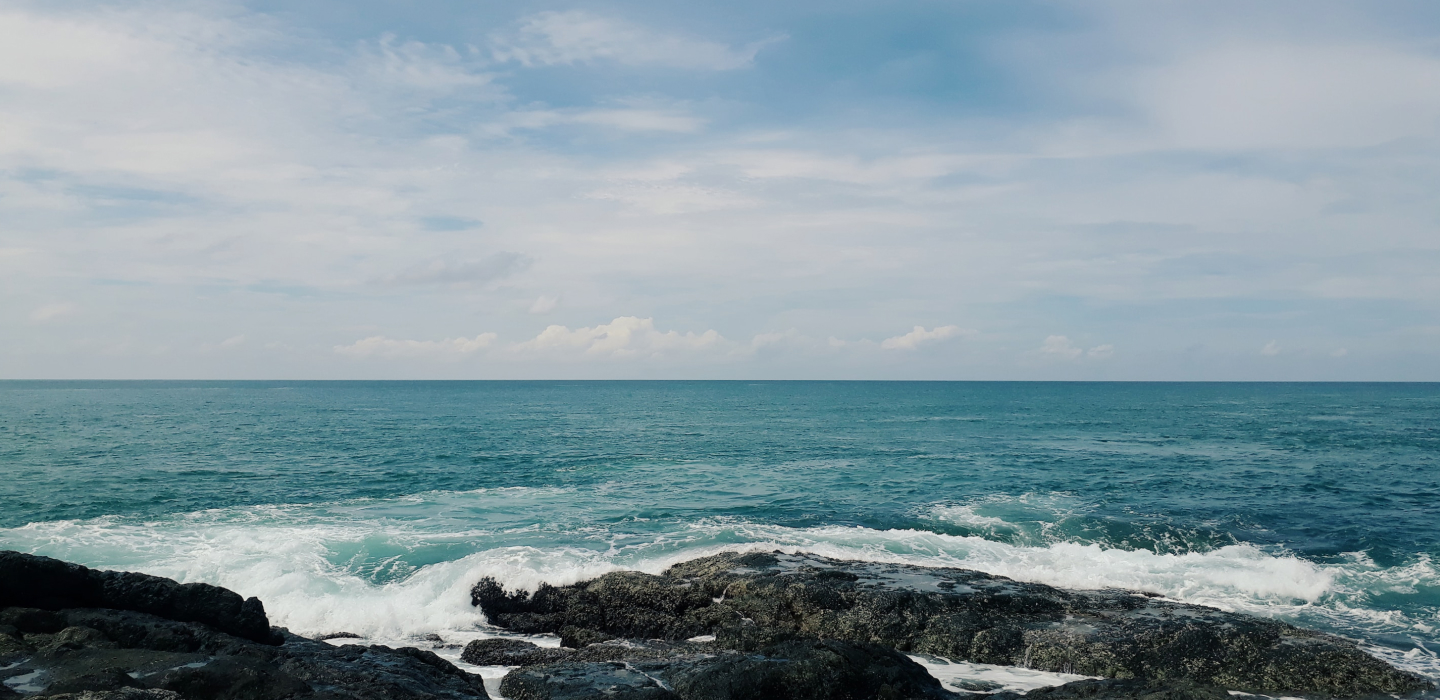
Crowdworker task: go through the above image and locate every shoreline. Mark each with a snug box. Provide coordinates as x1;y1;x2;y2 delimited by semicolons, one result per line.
3;550;1435;700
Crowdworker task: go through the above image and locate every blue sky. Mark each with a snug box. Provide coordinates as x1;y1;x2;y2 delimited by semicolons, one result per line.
2;0;1439;379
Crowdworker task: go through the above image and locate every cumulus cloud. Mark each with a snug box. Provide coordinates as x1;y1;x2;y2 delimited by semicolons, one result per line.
1087;344;1115;359
219;335;246;348
381;253;531;287
881;325;964;350
1261;341;1281;356
516;316;722;357
30;302;78;321
1040;335;1084;359
491;11;781;70
335;333;497;359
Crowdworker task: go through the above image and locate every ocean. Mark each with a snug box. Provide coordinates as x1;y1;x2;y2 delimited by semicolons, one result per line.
1;381;1437;687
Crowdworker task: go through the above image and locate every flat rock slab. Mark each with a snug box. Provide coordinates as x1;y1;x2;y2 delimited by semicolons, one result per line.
471;551;1433;698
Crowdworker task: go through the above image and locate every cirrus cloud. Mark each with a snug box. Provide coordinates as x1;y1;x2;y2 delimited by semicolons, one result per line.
490;10;783;71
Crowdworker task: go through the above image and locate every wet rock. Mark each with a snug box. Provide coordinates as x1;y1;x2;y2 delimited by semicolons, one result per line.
664;637;954;700
472;551;1434;698
985;678;1232;700
461;638;574;666
0;552;279;646
0;555;490;700
492;637;953;700
0;612;491;700
42;667;141;695
950;679;1003;692
500;663;676;700
35;690;183;700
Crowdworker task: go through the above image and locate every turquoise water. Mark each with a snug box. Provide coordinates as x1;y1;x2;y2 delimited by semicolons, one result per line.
1;381;1437;681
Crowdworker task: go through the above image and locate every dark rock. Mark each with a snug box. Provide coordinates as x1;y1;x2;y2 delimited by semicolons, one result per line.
665;637;954;700
318;632;363;640
0;608;67;634
986;678;1232;700
461;638;574;666
0;610;491;700
950;679;1003;692
0;552;279;645
36;690;183;700
269;636;491;700
493;637;952;700
0;554;490;700
42;667;141;695
472;551;1434;698
500;662;676;700
0;624;29;658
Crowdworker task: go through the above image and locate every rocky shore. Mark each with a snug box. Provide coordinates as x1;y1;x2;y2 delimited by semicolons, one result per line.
468;550;1435;700
0;551;490;700
3;549;1434;700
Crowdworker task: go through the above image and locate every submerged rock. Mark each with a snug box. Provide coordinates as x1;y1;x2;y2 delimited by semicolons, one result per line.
471;550;1433;698
0;551;488;700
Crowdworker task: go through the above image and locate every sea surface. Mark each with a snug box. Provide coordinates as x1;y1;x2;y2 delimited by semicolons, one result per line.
1;381;1437;688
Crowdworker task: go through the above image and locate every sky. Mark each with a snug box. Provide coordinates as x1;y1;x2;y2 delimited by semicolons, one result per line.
2;0;1439;380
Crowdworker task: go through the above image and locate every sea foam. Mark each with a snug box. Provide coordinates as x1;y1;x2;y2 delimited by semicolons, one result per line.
1;489;1436;681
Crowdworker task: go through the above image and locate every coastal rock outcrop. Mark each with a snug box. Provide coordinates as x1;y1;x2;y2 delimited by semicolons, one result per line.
471;550;1433;699
0;551;489;700
469;637;954;700
0;552;277;646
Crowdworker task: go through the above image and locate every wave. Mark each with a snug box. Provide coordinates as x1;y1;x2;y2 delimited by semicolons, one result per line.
1;489;1436;681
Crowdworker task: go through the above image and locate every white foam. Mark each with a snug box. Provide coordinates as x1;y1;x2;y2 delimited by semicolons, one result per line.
929;505;1016;531
1;491;1435;683
909;655;1096;694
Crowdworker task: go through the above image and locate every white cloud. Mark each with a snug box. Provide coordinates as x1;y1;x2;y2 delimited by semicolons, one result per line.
1261;341;1281;356
358;34;498;93
529;295;560;314
882;325;964;350
30;302;78;321
335;333;497;359
491;11;781;70
1087;344;1115;359
516;317;722;357
1039;335;1083;359
3;3;1439;380
219;335;246;348
1331;348;1348;358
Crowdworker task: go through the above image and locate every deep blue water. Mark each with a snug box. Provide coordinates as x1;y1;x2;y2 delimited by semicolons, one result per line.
1;381;1437;681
